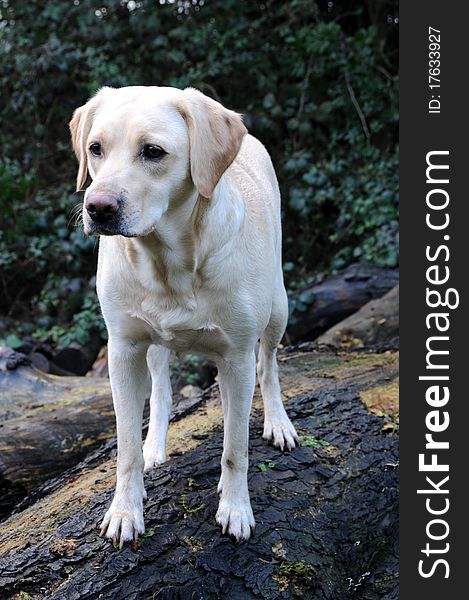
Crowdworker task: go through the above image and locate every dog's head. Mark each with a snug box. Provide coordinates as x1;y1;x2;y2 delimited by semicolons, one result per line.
69;86;247;237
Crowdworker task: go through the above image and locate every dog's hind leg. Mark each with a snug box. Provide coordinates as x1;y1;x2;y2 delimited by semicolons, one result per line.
143;344;173;471
257;285;299;451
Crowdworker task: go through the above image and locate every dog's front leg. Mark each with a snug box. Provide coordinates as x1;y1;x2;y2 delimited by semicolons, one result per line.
216;350;256;541
100;336;149;547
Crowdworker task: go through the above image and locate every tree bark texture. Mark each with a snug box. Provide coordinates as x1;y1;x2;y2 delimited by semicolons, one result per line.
0;347;398;600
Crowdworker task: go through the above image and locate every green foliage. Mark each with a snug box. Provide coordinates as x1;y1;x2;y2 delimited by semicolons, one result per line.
0;0;398;346
33;289;107;347
170;353;202;385
0;158;102;344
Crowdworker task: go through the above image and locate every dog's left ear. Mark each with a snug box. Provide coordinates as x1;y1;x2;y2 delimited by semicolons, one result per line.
69;88;112;192
179;88;247;198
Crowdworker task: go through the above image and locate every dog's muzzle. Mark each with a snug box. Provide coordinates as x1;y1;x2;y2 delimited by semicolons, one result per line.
83;190;128;236
85;191;119;224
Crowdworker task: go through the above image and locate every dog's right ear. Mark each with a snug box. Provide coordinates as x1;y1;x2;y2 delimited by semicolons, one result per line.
69;103;92;192
69;88;112;192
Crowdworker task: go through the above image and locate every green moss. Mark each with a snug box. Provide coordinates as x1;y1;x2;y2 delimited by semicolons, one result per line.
180;495;205;514
133;527;158;548
258;460;276;472
299;435;330;449
183;535;204;554
144;527;156;538
273;559;316;596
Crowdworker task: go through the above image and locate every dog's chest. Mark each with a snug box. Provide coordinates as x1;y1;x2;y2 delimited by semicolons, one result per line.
127;289;230;356
101;238;234;356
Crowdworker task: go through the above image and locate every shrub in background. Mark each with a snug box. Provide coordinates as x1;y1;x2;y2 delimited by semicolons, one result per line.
0;0;398;348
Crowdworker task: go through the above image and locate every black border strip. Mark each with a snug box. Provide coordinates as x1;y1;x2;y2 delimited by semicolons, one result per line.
400;2;468;595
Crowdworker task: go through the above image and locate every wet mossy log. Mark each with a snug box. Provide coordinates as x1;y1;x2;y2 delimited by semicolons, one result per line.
0;348;114;516
0;348;399;600
286;263;399;342
0;349;205;518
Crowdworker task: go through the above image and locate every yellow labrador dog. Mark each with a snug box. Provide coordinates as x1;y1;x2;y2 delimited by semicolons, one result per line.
69;86;299;546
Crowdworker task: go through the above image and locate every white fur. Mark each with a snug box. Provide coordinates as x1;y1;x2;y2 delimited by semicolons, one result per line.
70;86;299;546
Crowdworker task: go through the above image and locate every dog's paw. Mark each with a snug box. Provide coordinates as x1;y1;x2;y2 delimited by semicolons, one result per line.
216;497;255;541
143;438;166;473
100;492;145;547
143;442;166;472
263;415;300;451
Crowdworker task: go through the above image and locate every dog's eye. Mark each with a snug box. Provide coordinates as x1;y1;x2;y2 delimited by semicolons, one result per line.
142;144;166;160
89;143;102;157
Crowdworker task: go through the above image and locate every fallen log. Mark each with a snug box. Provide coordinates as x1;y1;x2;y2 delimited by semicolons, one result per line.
0;348;399;599
14;335;103;376
0;348;115;518
286;263;399;343
0;349;208;519
317;285;399;349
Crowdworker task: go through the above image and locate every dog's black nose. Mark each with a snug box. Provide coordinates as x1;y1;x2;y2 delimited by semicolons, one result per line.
85;192;118;223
